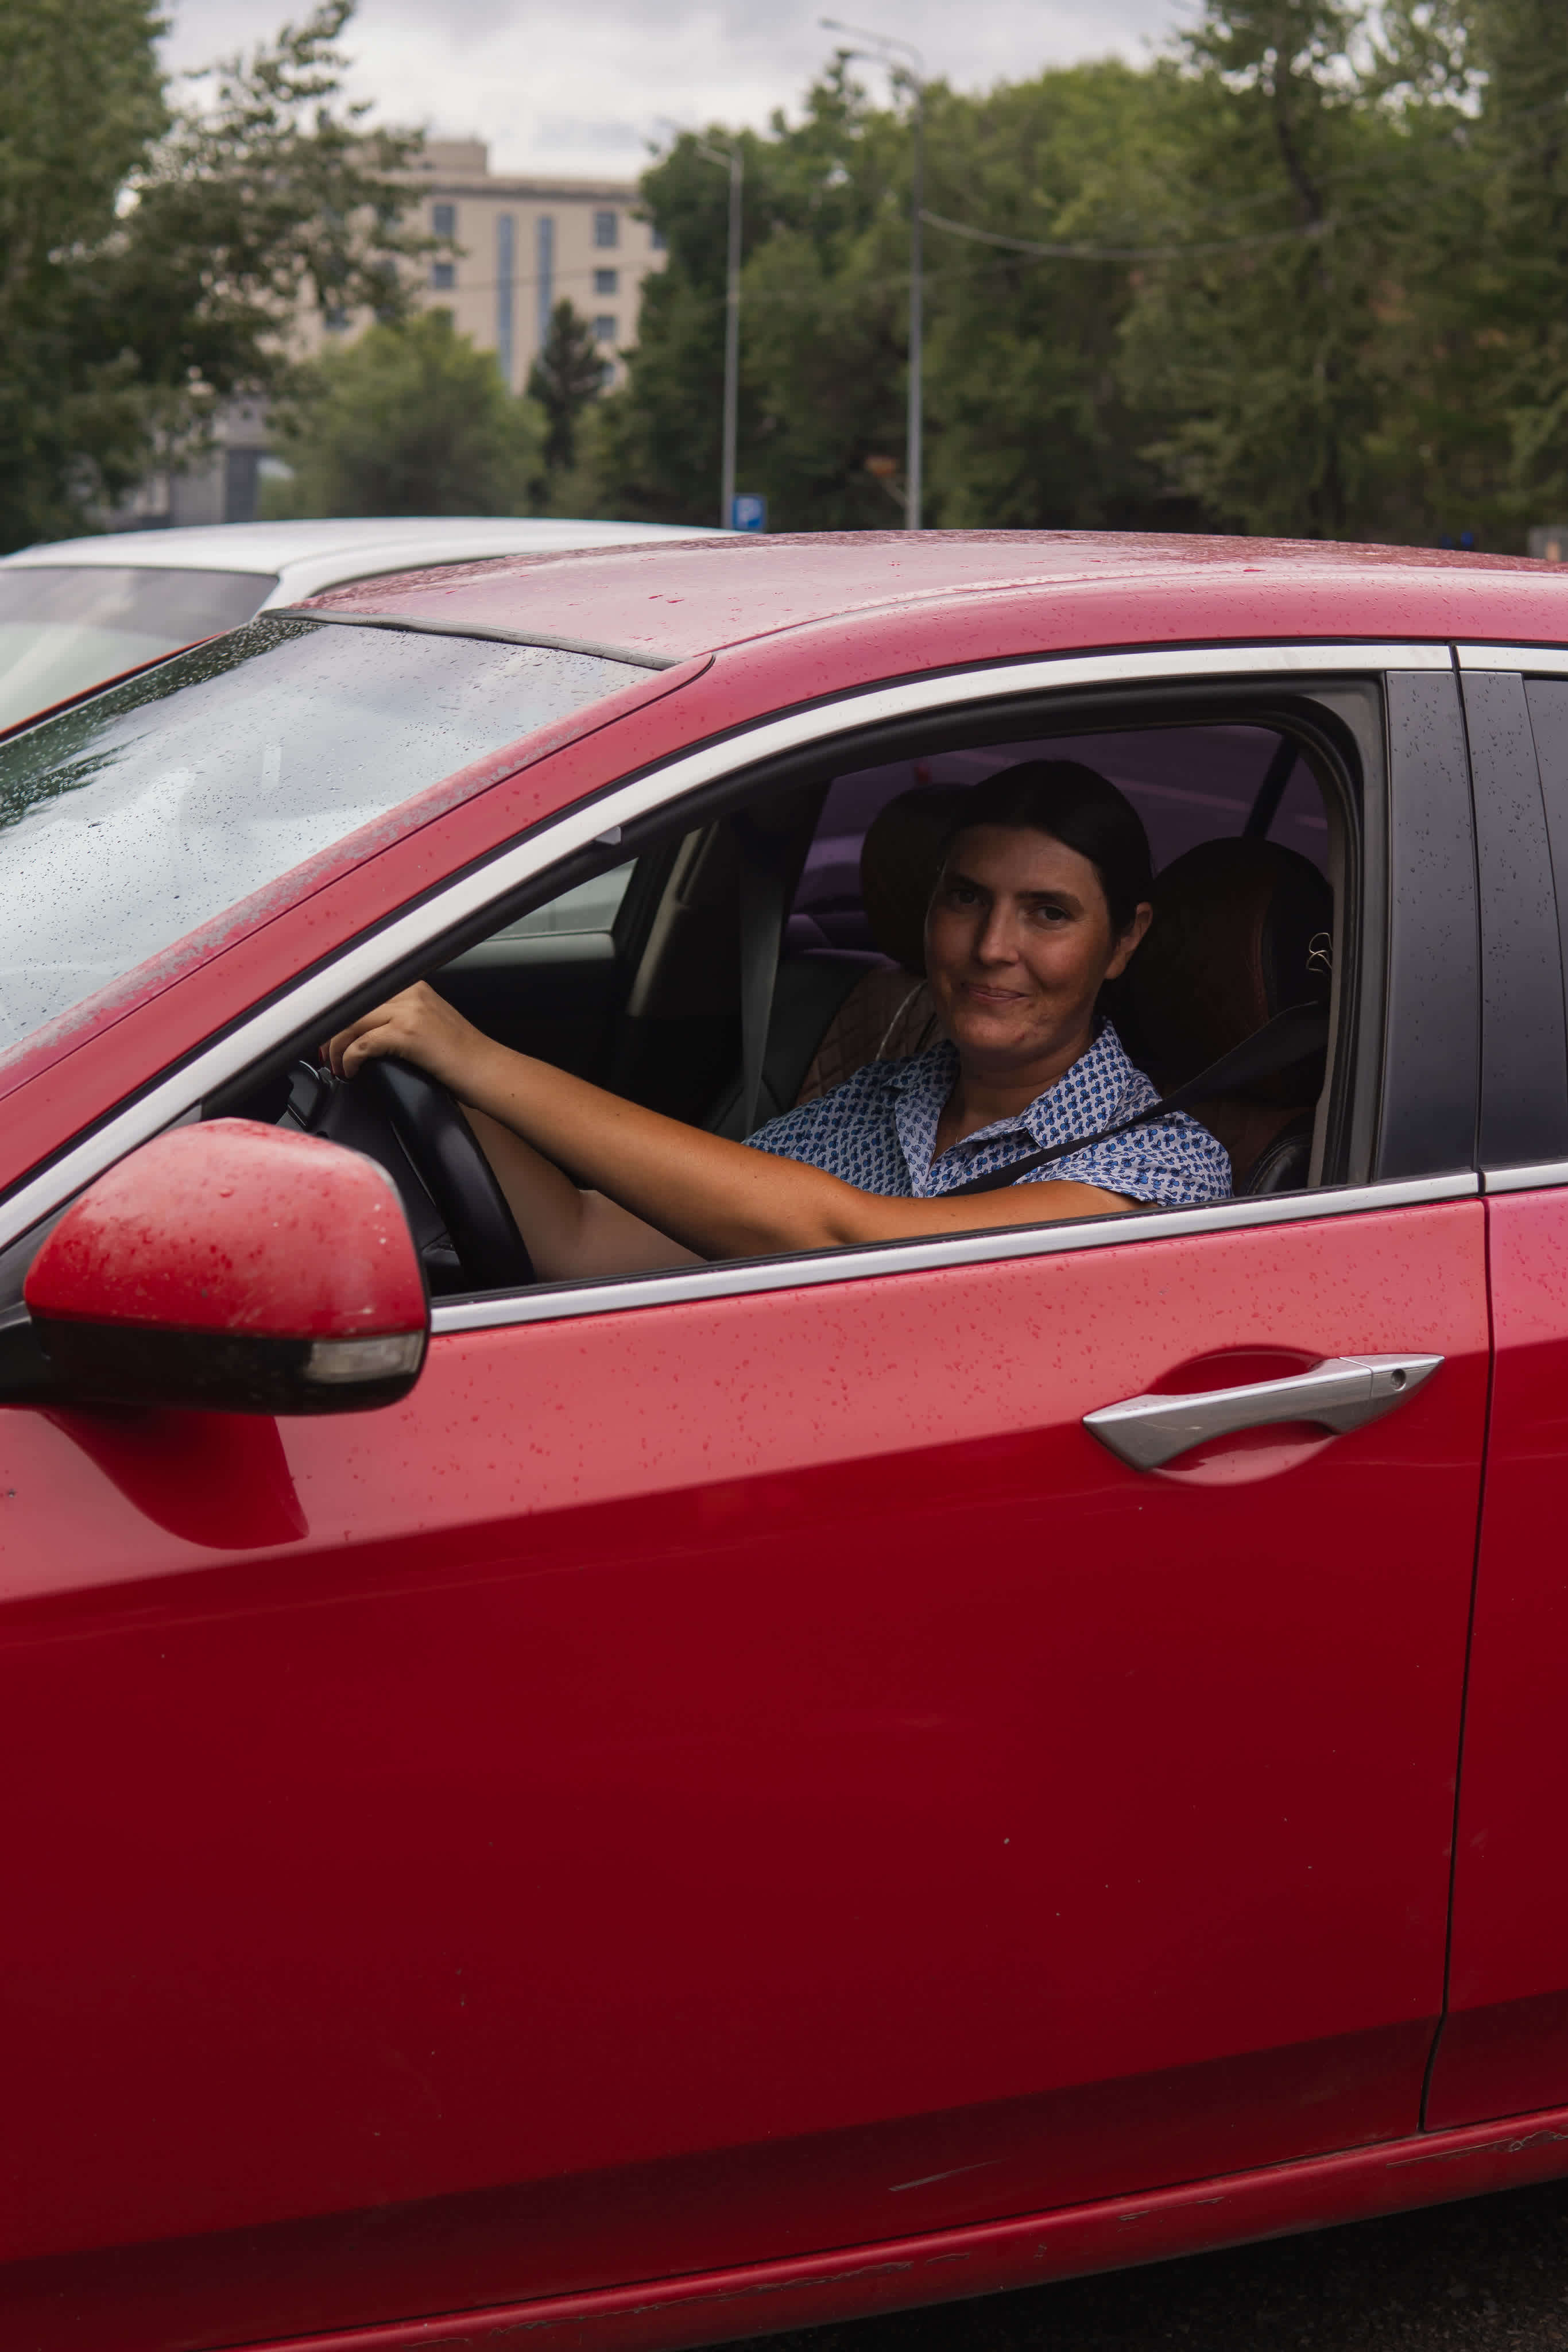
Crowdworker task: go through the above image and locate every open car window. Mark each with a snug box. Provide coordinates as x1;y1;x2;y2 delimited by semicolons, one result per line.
268;696;1349;1306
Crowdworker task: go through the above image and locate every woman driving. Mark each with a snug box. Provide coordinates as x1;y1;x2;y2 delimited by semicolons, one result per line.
328;761;1233;1278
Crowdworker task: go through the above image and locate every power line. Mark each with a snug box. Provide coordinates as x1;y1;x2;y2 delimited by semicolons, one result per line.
919;105;1568;266
920;205;1325;262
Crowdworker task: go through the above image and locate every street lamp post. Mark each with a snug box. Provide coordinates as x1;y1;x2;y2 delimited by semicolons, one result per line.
696;140;744;529
906;72;923;532
821;18;924;530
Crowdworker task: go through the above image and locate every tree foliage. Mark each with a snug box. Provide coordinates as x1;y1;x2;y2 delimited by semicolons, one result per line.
266;310;545;516
0;0;170;548
1466;0;1568;516
586;0;1568;547
596;77;912;531
14;0;1568;551
527;301;608;474
0;0;426;551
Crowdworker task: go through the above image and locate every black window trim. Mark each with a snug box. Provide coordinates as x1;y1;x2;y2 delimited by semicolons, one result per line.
1380;666;1482;1181
1458;648;1568;1172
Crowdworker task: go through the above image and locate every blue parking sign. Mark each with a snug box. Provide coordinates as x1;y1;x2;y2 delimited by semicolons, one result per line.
730;493;766;533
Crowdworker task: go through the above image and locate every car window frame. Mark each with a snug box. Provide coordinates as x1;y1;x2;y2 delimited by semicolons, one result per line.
1455;646;1568;1192
1379;668;1482;1181
0;641;1476;1317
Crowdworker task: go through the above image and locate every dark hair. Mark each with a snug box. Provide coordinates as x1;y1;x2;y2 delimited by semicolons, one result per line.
942;760;1154;933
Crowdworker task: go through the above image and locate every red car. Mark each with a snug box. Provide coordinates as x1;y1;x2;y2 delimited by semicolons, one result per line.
2;532;1567;2351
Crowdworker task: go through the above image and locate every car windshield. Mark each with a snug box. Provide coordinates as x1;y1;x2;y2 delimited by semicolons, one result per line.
0;615;643;1059
0;565;274;732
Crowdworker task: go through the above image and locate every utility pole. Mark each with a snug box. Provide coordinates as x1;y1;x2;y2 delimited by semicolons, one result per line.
697;141;743;529
905;70;923;531
821;19;925;529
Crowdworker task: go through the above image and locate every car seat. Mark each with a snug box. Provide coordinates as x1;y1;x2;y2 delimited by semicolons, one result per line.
795;785;959;1101
1116;837;1334;1194
706;786;955;1138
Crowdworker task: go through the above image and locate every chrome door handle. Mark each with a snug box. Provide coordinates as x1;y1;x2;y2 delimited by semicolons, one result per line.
1083;1353;1443;1472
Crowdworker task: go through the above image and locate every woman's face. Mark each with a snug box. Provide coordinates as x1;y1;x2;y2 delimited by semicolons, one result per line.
924;823;1151;1076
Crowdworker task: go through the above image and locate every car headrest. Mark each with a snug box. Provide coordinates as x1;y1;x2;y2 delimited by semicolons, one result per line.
1121;838;1333;1106
860;785;969;972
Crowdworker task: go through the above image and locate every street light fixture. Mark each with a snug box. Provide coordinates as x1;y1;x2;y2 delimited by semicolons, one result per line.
820;18;924;531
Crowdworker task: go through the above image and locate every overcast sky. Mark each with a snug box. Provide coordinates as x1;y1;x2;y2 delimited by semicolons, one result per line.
162;0;1188;180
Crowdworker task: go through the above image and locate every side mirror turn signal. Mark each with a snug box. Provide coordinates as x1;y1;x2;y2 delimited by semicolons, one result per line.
1;1119;429;1415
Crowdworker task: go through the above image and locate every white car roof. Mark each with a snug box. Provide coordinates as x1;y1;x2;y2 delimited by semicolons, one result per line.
0;517;720;606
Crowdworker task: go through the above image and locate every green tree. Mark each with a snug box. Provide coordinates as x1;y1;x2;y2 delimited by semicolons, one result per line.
917;64;1195;529
598;63;1207;533
1461;0;1568;522
569;6;1568;546
595;123;783;528
1111;0;1568;548
597;74;914;531
1112;2;1434;539
0;0;427;551
527;300;607;474
0;0;169;548
268;309;545;515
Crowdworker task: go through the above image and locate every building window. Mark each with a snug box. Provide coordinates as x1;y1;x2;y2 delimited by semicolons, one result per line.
431;259;456;290
432;202;456;238
593;314;617;344
593;208;618;249
536;215;555;349
323;305;349;332
594;267;618;296
495;214;515;386
651;226;668;252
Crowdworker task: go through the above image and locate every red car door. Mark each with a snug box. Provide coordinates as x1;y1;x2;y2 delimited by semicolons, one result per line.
1427;663;1568;2127
1;1202;1488;2351
0;664;1488;2351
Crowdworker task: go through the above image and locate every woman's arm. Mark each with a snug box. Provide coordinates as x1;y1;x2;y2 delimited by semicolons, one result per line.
330;984;1133;1262
460;1106;700;1279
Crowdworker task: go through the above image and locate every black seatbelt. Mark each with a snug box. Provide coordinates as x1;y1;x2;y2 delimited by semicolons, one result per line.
945;1002;1330;1198
1242;734;1300;842
736;831;789;1138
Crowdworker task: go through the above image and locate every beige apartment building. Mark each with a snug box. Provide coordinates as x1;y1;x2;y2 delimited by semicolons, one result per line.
402;138;665;391
110;139;661;529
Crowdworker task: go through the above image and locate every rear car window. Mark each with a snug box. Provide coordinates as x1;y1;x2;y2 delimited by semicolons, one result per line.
0;616;644;1061
0;564;274;734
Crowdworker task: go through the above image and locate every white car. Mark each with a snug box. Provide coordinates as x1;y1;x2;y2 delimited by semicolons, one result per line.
0;516;717;736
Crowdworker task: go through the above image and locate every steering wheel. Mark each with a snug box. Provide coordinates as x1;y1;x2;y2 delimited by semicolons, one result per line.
365;1058;534;1291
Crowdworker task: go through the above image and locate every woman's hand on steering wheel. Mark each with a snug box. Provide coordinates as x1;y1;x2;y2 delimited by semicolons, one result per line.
329;983;490;1096
327;985;535;1291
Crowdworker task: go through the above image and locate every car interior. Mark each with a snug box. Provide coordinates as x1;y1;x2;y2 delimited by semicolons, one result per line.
249;699;1346;1301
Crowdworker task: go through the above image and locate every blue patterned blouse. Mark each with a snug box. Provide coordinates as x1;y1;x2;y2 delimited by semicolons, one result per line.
746;1022;1232;1207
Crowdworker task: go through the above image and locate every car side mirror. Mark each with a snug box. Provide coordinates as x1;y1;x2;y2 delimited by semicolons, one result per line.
1;1119;428;1414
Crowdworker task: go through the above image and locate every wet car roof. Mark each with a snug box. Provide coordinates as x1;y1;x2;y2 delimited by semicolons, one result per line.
293;528;1568;667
